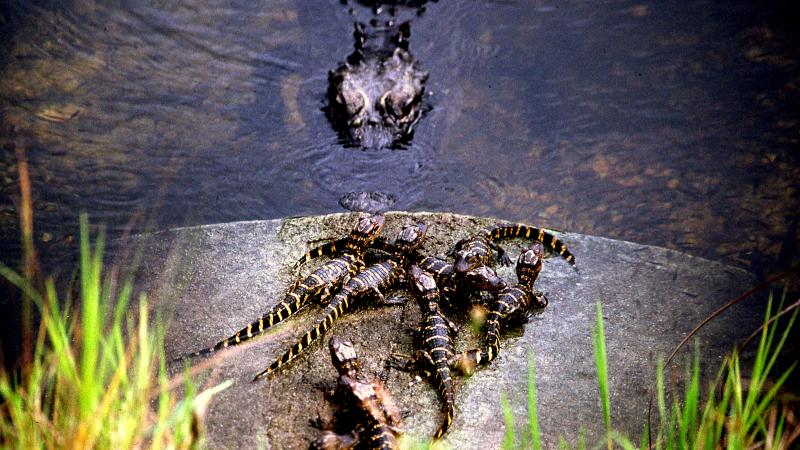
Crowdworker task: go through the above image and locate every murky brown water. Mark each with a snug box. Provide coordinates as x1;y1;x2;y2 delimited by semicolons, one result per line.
1;0;798;278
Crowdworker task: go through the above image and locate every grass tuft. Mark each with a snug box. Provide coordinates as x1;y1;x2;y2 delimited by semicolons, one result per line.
502;296;797;450
0;214;220;449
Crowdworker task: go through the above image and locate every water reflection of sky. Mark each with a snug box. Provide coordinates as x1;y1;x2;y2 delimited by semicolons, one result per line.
0;0;798;276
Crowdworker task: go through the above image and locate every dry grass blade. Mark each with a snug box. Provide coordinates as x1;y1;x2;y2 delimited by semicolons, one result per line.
16;147;38;369
664;271;790;369
782;407;800;448
736;297;800;355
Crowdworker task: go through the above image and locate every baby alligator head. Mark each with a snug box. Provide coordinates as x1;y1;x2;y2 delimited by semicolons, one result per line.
453;242;490;274
408;264;440;313
328;21;428;149
329;335;361;377
393;222;427;253
516;241;544;286
346;214;386;253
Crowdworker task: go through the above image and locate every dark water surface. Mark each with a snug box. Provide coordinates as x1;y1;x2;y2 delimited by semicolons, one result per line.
1;0;798;277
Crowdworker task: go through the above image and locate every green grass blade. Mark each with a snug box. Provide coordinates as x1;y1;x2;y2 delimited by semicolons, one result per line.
501;390;516;450
577;427;586;450
591;301;612;450
44;279;78;383
759;297;797;391
655;356;667;448
0;263;44;308
609;430;637;450
78;213;101;419
680;343;700;447
742;296;773;423
639;420;649;450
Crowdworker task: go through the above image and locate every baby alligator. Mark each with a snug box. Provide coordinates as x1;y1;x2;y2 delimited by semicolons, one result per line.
310;336;402;450
392;264;458;440
454;242;547;376
253;223;427;381
372;232;507;303
184;214;384;359
417;256;506;305
309;430;358;450
452;223;576;274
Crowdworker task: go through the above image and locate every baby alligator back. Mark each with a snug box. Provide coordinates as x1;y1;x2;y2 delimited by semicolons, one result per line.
453;224;576;273
253;260;401;381
182;215;384;359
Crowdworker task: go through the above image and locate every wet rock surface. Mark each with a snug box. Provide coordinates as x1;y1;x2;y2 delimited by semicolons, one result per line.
130;212;763;449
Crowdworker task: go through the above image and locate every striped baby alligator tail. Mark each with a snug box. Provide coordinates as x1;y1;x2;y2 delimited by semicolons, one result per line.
186;286;311;359
433;367;455;440
292;237;348;271
479;308;503;364
451;310;502;376
367;424;399;450
489;224;576;267
434;401;454;441
252;290;354;381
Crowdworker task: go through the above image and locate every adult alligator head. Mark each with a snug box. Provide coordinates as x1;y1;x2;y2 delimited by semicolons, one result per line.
327;21;428;149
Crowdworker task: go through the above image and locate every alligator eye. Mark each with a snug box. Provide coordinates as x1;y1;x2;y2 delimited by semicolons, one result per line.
382;85;416;120
339;88;366;117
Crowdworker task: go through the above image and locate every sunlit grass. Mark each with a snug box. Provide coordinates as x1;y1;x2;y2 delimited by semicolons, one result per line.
499;296;797;450
0;214;218;449
648;294;797;450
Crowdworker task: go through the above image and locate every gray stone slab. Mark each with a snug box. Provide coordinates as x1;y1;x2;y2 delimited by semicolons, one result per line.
129;212;764;449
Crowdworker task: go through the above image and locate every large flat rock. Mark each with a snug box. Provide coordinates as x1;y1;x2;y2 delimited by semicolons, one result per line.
129;212;764;449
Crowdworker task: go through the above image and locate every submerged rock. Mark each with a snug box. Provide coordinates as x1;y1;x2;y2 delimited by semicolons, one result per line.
127;212;763;449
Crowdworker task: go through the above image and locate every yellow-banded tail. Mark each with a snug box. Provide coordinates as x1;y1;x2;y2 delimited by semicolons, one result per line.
252;293;353;381
490;224;576;267
186;291;309;359
292;237;348;271
434;401;454;440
